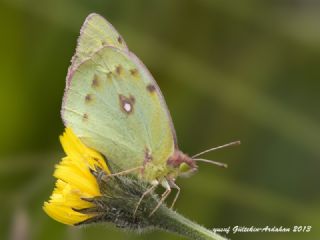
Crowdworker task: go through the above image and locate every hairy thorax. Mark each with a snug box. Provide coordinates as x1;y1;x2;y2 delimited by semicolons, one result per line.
141;150;197;182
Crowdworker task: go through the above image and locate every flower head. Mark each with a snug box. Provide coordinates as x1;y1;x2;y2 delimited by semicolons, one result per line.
42;128;226;240
43;128;110;225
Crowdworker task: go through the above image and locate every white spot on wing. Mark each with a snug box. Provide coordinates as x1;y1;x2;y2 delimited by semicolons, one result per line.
124;103;131;112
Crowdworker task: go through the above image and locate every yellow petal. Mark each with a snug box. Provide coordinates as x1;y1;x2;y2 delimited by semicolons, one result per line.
43;201;92;225
43;127;110;225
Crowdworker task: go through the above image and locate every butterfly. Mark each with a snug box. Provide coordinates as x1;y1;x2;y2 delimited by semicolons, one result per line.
62;13;239;215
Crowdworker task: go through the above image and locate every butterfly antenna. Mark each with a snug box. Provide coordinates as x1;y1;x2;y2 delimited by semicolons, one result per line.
191;141;241;158
193;158;228;168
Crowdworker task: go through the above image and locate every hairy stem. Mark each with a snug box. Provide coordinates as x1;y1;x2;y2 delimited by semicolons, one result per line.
89;174;228;240
151;206;227;240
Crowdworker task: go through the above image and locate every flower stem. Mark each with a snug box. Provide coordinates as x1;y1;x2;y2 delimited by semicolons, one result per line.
151;206;228;240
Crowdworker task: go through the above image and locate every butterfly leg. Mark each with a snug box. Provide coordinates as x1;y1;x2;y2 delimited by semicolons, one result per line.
102;166;143;181
149;179;171;216
133;180;159;217
169;180;180;209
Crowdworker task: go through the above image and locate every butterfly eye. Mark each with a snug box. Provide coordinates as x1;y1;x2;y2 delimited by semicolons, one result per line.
178;163;197;178
179;162;191;173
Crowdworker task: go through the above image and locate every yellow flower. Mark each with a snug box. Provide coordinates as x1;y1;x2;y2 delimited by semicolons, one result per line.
43;128;110;225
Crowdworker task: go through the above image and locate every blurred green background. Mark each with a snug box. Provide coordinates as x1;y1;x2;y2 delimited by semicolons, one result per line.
0;0;319;239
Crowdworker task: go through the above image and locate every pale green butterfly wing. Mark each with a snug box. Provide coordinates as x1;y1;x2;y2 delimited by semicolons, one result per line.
62;46;177;181
70;13;128;71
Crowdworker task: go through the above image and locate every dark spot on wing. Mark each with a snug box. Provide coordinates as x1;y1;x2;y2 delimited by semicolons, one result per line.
130;68;138;76
82;113;89;121
119;94;135;114
85;94;94;103
146;84;156;93
115;65;123;75
92;74;100;89
117;36;123;44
